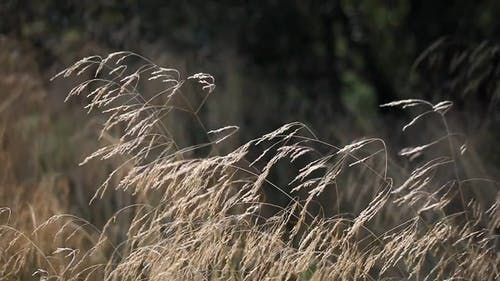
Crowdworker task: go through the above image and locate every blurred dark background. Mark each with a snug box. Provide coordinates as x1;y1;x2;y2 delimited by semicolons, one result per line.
2;1;500;130
1;1;499;226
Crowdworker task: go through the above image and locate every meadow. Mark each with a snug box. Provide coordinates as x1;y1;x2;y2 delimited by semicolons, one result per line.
0;50;498;280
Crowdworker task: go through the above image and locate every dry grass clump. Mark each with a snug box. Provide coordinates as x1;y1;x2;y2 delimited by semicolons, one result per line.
2;52;499;280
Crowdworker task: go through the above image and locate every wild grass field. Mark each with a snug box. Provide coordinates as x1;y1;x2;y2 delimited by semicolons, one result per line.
0;50;498;280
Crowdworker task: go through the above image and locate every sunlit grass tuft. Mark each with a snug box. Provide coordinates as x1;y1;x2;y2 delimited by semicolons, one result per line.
1;52;498;280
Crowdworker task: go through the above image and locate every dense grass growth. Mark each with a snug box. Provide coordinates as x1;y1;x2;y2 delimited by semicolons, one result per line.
1;52;498;280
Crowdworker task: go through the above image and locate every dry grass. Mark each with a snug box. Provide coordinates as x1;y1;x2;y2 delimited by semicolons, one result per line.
1;51;499;280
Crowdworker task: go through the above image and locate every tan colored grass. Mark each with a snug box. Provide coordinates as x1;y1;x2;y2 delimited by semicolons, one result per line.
1;51;499;280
